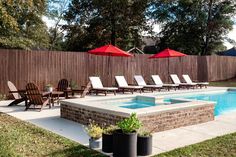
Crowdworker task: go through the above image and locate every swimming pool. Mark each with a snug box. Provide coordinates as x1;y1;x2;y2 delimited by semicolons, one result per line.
180;91;236;116
117;91;236;116
61;89;217;132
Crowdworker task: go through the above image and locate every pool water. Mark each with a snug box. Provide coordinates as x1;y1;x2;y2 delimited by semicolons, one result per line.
119;101;156;109
181;91;236;116
118;91;236;116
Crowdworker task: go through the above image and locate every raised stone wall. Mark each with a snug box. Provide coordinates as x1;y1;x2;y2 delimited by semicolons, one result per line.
61;103;214;132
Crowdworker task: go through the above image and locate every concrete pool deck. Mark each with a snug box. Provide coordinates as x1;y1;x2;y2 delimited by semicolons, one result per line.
1;87;236;156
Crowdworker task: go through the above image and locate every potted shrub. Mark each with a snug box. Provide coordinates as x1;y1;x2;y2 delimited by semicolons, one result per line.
69;80;78;90
137;129;153;156
45;84;53;92
85;121;103;149
102;125;117;153
113;113;142;157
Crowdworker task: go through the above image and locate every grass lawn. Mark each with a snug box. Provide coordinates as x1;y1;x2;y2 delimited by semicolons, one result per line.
210;80;236;87
2;113;236;157
155;132;236;157
0;112;105;157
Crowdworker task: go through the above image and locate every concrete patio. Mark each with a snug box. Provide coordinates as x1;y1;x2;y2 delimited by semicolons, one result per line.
1;87;236;156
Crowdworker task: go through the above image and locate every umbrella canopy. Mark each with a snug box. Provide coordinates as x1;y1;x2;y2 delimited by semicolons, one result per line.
88;44;133;57
149;48;187;58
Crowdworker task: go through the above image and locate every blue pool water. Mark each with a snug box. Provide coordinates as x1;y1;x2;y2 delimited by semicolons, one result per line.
119;91;236;116
120;101;156;109
180;91;236;116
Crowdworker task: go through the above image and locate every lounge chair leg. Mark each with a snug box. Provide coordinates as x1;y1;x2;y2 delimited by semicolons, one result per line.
105;91;107;96
114;91;116;95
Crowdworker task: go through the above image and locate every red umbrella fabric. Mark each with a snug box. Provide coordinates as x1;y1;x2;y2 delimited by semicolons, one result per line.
149;48;187;83
88;44;133;57
149;48;187;58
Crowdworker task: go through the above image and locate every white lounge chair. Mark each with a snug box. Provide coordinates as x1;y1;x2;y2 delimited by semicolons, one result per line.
115;76;143;94
134;75;162;92
89;77;118;96
182;74;209;88
151;75;179;91
170;74;197;89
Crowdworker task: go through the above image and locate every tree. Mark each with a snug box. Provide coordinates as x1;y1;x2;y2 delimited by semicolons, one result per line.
149;0;236;55
0;0;49;50
63;0;150;51
47;0;69;50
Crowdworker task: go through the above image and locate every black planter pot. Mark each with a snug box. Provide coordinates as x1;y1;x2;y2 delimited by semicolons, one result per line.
137;135;152;156
113;129;137;157
102;133;113;153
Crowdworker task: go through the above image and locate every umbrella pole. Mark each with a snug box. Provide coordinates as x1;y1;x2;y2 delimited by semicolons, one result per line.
109;55;111;86
168;58;170;83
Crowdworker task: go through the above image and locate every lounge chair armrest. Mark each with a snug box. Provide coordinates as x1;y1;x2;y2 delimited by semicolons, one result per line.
128;84;136;86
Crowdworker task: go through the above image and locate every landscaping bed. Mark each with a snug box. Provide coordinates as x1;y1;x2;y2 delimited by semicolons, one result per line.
0;112;105;157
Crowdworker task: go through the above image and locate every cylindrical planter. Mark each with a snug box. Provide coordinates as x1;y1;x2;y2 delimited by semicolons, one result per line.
137;135;152;156
102;133;113;153
89;138;101;149
46;87;53;92
113;129;137;157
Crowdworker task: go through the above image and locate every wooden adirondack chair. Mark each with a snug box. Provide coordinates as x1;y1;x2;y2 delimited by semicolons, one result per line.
7;81;26;106
57;79;69;91
57;79;70;98
25;83;50;111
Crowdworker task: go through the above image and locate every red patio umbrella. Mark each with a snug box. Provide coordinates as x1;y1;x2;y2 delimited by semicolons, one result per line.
88;44;133;76
88;44;133;57
149;48;187;82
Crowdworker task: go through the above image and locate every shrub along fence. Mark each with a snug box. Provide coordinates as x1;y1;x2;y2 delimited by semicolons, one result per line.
0;49;236;94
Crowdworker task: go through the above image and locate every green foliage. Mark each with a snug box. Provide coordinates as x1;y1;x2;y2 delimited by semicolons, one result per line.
47;0;69;50
0;94;6;101
0;0;49;50
138;128;152;137
117;113;142;134
64;0;150;51
69;80;78;90
103;125;118;135
149;0;236;55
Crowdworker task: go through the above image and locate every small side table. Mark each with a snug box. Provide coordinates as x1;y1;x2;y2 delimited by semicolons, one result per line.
50;91;64;106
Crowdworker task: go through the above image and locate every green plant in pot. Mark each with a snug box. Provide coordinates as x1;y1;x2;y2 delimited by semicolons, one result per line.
85;121;103;149
45;84;53;92
69;80;78;90
102;125;118;153
137;128;153;156
113;113;142;157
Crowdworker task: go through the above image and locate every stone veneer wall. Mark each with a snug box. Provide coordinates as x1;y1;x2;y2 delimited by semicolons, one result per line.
61;104;125;126
61;103;214;132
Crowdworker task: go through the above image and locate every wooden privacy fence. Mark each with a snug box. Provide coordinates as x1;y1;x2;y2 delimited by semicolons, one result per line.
0;49;236;94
